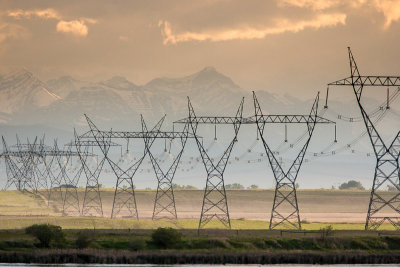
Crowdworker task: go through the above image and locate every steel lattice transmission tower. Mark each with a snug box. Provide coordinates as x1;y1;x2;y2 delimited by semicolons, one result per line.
2;136;28;191
250;92;335;229
73;130;120;217
1;136;84;216
142;119;195;220
53;141;83;216
175;97;244;229
328;47;400;230
85;114;165;219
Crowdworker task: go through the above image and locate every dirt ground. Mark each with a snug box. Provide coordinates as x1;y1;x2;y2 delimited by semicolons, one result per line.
24;189;396;223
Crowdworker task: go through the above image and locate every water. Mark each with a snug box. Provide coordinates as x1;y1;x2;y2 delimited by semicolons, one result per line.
0;265;397;267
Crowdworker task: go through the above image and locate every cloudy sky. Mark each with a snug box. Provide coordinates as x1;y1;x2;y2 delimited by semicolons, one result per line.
1;0;400;98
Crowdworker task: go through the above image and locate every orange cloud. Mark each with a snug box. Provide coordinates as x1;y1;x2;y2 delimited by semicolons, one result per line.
8;8;97;37
278;0;339;10
160;13;346;44
374;0;400;28
7;8;60;20
56;19;96;37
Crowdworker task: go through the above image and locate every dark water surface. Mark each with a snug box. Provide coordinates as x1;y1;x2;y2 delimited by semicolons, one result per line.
0;264;398;266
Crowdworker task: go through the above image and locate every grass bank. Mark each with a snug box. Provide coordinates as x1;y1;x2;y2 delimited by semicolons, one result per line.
0;216;397;230
1;226;400;264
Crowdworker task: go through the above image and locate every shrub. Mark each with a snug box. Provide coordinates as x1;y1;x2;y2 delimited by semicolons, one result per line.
150;227;182;249
25;224;65;248
320;225;334;240
339;180;365;190
75;231;95;249
128;238;146;251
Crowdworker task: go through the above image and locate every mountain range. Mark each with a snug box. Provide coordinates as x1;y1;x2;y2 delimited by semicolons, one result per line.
0;67;306;132
0;66;398;141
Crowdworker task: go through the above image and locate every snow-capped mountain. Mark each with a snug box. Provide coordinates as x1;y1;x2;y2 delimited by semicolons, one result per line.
0;69;60;114
0;66;395;138
0;67;280;130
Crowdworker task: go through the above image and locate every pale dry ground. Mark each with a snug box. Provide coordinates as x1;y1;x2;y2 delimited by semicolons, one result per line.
1;189;396;223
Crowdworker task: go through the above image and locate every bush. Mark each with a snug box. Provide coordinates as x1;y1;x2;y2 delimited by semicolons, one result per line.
339;180;365;190
128;238;146;251
320;225;334;240
75;231;95;249
25;224;66;248
150;227;182;249
225;183;244;189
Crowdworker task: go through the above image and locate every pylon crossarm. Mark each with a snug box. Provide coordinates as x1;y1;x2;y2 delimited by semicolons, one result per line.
328;76;400;87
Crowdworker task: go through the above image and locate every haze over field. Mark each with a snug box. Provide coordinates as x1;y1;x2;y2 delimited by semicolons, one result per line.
0;0;400;191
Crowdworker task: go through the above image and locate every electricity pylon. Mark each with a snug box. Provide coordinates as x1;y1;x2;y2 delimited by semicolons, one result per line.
142;119;195;220
328;47;400;230
85;114;165;219
175;97;244;229
73;130;120;217
250;91;335;229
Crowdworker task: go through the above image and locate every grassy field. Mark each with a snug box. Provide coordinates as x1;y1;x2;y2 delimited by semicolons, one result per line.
0;189;399;264
0;216;383;231
0;189;398;230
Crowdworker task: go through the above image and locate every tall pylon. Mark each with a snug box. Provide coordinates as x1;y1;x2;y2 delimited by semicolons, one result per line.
142;118;192;220
2;136;25;190
252;91;334;229
54;141;82;216
75;130;106;217
177;97;244;229
328;47;400;230
85;114;165;219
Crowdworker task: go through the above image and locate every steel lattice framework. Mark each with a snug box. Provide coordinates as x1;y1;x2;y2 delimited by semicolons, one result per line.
175;97;244;229
250;91;335;229
141;119;197;220
328;47;400;230
85;114;165;219
1;135;87;215
71;131;120;217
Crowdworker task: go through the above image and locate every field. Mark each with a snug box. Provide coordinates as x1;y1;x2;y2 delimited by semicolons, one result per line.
0;189;398;230
1;189;400;264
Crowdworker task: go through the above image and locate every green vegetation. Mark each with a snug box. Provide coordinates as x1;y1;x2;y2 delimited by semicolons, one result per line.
150;227;183;249
1;225;400;252
225;183;245;189
75;230;95;249
0;217;398;230
25;224;65;248
172;183;198;189
339;180;365;190
0;225;399;264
